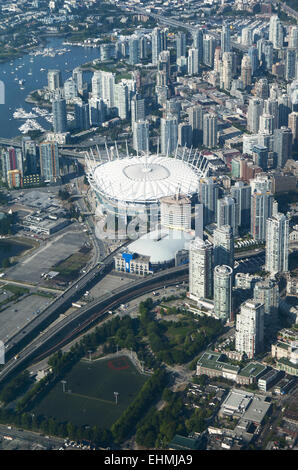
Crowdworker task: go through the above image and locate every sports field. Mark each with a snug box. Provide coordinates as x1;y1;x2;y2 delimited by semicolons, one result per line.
34;356;148;428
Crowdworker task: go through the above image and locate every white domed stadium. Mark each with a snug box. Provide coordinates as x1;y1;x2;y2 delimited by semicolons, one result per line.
86;151;208;217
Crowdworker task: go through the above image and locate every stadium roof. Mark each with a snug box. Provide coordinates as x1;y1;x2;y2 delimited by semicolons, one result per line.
127;228;194;264
89;154;202;204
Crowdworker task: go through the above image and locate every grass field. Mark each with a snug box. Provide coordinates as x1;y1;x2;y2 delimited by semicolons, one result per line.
53;251;91;281
34;356;148;428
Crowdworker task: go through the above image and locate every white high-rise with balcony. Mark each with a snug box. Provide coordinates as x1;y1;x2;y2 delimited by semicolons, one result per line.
265;212;289;275
214;265;233;321
189;238;213;301
235;300;264;359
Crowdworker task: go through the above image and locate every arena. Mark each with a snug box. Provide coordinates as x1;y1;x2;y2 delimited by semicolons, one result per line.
86;152;205;218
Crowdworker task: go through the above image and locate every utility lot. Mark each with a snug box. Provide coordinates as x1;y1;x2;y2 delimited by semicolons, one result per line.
4;227;89;284
0;294;50;342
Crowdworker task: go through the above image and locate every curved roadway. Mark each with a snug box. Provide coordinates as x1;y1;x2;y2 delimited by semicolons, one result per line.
0;264;188;385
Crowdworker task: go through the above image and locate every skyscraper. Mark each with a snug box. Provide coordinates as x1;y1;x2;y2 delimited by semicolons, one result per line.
4;147;24;178
263;41;274;71
203;114;218;148
217;196;238;236
265;212;289;274
230;181;251;229
188;105;204;146
187;48;199;75
288;111;298;145
255;78;269;100
213;225;234;268
214;265;233;322
222;52;233;90
247;98;263;133
39;141;60;183
274;126;292;168
248;46;259;75
259;113;274;135
132;120;149;154
235;300;264;359
64;78;78;101
131;93;146;125
128;36;139;65
176;32;186;61
160;115;178;156
72;68;84;95
289;25;298;49
285;48;296;81
22;137;38;175
114;82;129;119
88;97;106;126
278;94;291;127
152;28;163;65
160;194;191;231
178;123;192;148
192;28;203;62
264;97;279;130
241;27;253;47
221;21;231;53
91;71;102;99
203;34;216;68
100;71;115;108
252;144;268;171
52;97;67;133
250;190;273;241
47;69;62;91
254;279;279;329
241;55;252;87
199;177;219;226
74;102;90;131
189;238;213;301
269;15;284;49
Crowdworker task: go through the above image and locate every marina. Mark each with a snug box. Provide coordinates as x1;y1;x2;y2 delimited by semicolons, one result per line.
0;37;99;138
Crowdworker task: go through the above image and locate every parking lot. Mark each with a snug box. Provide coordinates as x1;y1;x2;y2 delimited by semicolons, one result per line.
88;273;136;299
4;226;90;284
0;294;51;343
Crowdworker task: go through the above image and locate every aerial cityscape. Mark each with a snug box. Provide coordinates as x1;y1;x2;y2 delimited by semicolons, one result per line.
0;0;297;455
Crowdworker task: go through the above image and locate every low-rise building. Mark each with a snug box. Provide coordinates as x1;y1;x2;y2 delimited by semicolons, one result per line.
114;252;151;276
273;377;296;395
236;362;267;385
258;369;283;392
275;357;298;377
219;389;271;425
196;351;240;382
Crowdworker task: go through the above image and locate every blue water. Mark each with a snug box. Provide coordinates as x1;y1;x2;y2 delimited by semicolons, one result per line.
0;37;100;138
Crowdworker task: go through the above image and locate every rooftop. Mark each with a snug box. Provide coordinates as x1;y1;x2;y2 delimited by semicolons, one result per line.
168;434;201;450
221;389;254;414
238;362;267;378
126;228;194;264
197;351;240;374
242;396;271;424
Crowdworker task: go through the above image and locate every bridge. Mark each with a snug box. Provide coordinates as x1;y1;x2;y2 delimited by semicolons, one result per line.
128;5;248;53
0;138;22;148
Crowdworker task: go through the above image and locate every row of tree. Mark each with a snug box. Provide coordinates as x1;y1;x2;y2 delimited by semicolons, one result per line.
0;407;112;447
111;369;168;443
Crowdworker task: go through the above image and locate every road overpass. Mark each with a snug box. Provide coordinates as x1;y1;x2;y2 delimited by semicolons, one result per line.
0;265;188;385
128;5;248;53
0;138;22;148
2;243;130;362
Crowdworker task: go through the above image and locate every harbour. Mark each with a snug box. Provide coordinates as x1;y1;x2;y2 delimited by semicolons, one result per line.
0;37;100;138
